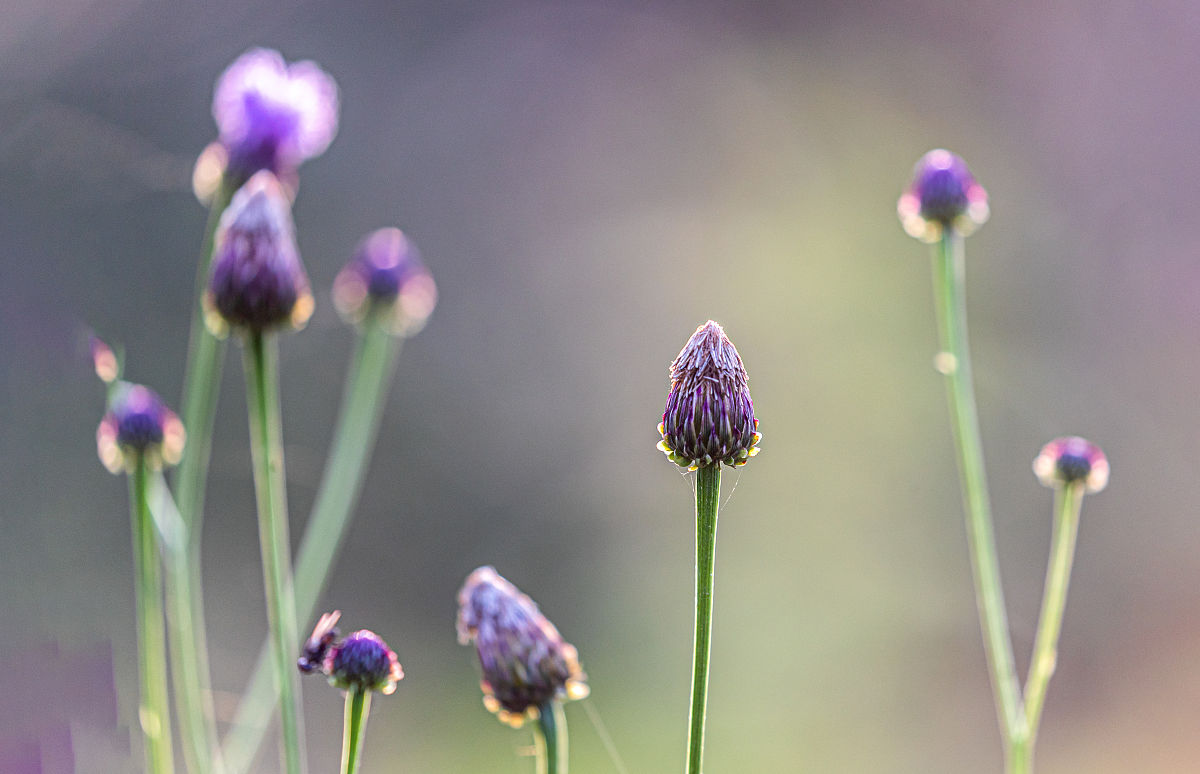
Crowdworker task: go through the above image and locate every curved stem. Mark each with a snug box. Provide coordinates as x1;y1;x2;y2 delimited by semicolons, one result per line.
130;456;175;774
243;331;307;774
340;688;372;774
534;701;567;774
931;233;1026;752
686;465;721;774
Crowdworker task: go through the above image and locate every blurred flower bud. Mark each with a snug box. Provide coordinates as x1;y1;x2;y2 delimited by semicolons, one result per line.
1033;436;1109;493
212;48;339;186
456;566;589;728
97;383;186;474
204;172;313;335
333;228;438;336
658;320;761;470
897;149;989;242
90;335;119;384
323;629;404;696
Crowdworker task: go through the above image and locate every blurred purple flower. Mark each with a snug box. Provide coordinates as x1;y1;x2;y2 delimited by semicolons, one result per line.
897;149;989;242
1033;436;1109;493
324;630;404;695
333;228;438;336
96;383;185;474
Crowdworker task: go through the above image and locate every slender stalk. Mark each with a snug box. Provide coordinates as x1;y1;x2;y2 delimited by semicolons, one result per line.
243;331;307;774
340;688;372;774
223;321;400;773
533;701;567;774
930;232;1027;753
130;456;175;774
686;465;721;774
1009;482;1086;774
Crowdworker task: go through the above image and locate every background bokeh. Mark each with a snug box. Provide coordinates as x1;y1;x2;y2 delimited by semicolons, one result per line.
2;1;1198;772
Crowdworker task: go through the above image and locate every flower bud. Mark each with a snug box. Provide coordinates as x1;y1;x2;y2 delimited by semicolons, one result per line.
456;566;589;728
657;320;761;470
333;228;438;336
323;629;404;695
1033;436;1109;493
212;48;339;187
96;383;186;474
897;149;989;242
204;172;313;335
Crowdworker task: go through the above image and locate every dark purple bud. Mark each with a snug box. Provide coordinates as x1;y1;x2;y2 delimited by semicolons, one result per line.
212;48;338;186
97;383;185;474
332;228;438;336
456;567;588;728
657;320;761;471
204;172;313;335
897;149;989;242
323;629;404;695
1033;436;1109;493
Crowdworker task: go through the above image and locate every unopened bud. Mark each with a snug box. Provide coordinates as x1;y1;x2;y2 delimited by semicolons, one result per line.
897;149;989;242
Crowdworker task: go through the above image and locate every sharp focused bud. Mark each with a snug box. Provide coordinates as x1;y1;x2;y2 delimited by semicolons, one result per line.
456;566;589;728
1033;436;1109;494
897;149;989;242
323;630;404;695
97;383;186;474
204;172;313;335
333;228;438;336
658;320;761;471
212;48;339;187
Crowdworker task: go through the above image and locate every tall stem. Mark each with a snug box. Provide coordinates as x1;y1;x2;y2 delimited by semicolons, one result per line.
930;232;1026;754
130;457;176;774
243;331;306;774
533;701;567;774
340;688;372;774
223;322;400;773
686;465;721;774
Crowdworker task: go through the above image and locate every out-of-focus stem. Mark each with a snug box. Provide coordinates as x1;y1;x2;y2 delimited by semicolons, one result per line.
339;688;372;774
533;701;567;774
686;465;720;774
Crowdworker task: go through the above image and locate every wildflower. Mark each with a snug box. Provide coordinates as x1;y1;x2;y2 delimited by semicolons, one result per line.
456;566;589;727
1033;436;1109;493
97;383;185;474
897;149;989;242
211;48;339;187
324;630;404;696
204;171;313;335
333;228;438;335
658;320;761;470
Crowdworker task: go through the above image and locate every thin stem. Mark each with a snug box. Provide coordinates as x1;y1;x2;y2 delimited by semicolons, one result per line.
222;321;400;773
534;701;567;774
130;456;176;774
340;688;372;774
243;331;307;774
687;465;721;774
930;232;1026;750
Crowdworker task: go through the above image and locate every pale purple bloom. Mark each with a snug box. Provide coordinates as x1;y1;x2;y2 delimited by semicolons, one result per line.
333;228;438;335
898;149;989;242
97;383;185;474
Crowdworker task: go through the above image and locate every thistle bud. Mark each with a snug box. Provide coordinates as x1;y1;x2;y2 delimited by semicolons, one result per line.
96;383;186;474
204;171;313;335
657;320;761;470
1033;436;1109;494
323;630;404;696
332;228;438;336
456;566;589;728
211;48;339;187
897;149;989;242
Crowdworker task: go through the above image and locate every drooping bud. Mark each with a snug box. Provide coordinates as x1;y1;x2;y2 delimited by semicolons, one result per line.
657;320;761;470
323;630;404;695
96;383;186;474
897;149;989;242
1033;436;1109;494
211;48;339;187
333;228;438;336
456;566;589;728
204;171;313;335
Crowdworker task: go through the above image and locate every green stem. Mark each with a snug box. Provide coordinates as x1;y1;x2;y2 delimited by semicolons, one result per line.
340;688;372;774
243;331;307;774
130;456;176;774
222;321;400;773
533;701;567;774
686;465;721;774
931;232;1027;753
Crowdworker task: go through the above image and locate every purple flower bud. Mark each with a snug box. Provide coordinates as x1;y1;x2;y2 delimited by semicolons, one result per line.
657;320;761;471
322;629;404;695
456;567;589;728
897;149;989;242
204;172;313;335
212;48;339;185
1033;436;1109;493
332;228;438;336
96;383;186;474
